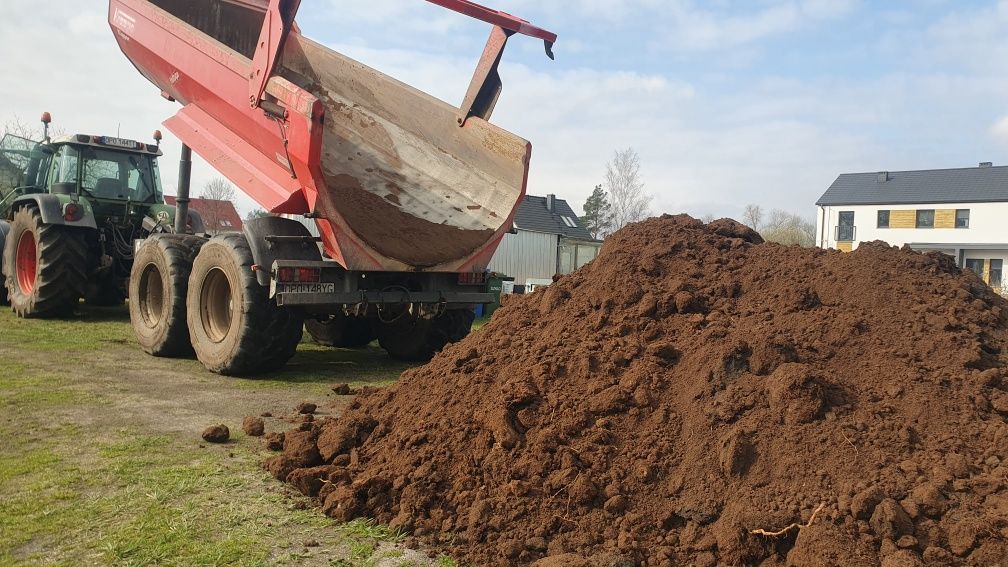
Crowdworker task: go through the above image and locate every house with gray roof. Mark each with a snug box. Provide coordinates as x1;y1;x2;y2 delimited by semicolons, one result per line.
488;193;601;286
816;162;1008;292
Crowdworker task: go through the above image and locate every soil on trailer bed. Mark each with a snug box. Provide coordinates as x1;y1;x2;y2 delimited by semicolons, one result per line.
269;214;1008;566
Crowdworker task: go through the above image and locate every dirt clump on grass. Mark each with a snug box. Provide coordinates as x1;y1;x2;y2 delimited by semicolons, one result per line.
267;215;1008;566
201;424;230;444
265;431;285;451
242;416;265;437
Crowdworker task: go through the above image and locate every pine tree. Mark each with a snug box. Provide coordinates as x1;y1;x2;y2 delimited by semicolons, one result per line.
582;184;614;240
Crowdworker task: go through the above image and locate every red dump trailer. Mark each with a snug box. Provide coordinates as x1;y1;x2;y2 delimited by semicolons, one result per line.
109;0;556;374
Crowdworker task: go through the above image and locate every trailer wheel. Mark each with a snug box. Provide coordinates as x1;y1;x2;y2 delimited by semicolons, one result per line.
306;314;376;348
378;308;475;361
129;234;206;357
187;233;303;375
2;206;87;318
0;221;9;306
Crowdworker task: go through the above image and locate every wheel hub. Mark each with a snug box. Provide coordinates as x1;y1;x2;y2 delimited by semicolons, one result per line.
15;231;37;294
138;263;164;327
200;267;234;343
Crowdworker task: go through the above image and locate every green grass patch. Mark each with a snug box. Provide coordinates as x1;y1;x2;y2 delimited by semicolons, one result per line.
0;348;404;566
240;343;415;391
0;302;460;566
0;306;134;353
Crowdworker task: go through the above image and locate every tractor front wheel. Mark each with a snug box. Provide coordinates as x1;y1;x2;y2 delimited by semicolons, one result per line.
2;206;87;318
0;221;9;306
129;234;206;357
186;233;303;375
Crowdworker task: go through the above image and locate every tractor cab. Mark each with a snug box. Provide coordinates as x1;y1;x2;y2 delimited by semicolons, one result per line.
0;112;170;228
1;114;201;317
0;133;165;213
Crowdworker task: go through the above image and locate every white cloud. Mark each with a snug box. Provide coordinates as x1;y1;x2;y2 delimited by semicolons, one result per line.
992;116;1008;146
0;3;267;216
2;0;1005;225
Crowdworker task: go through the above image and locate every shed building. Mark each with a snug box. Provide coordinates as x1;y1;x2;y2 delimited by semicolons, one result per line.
488;194;601;285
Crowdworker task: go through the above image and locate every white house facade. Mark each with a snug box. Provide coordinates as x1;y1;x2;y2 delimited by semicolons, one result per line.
816;163;1008;291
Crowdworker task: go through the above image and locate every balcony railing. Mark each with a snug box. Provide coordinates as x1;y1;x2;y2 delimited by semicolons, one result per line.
834;225;856;242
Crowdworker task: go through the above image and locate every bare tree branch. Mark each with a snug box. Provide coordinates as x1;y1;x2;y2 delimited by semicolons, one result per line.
742;204;763;230
605;148;652;232
4;115;65;141
760;208;816;247
200;177;237;234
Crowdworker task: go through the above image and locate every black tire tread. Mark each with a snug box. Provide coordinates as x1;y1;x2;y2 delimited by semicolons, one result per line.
0;220;8;306
192;233;303;376
378;308;475;362
130;234;205;357
3;206;87;318
305;315;376;349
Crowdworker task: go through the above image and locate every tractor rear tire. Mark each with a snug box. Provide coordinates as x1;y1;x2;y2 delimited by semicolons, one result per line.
129;234;206;357
2;206;87;318
187;233;303;376
0;221;9;306
377;308;475;362
306;314;376;348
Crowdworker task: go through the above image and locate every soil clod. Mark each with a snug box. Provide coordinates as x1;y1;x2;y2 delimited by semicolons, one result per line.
242;416;265;437
201;424;230;444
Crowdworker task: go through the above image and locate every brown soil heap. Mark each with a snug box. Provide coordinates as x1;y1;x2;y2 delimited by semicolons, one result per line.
266;215;1008;566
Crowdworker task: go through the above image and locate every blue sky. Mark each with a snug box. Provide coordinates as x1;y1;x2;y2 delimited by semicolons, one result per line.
2;1;1007;219
295;0;1008;218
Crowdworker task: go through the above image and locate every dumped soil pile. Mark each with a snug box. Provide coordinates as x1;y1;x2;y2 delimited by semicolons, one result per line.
267;215;1008;566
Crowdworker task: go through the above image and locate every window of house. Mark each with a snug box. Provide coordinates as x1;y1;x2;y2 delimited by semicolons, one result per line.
877;210;890;228
990;259;1003;289
965;258;984;276
916;209;935;228
955;209;970;228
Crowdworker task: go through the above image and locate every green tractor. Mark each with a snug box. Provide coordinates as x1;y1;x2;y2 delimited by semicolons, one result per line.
0;113;203;317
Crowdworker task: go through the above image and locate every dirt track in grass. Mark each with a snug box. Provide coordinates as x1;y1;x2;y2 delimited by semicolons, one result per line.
0;306;448;566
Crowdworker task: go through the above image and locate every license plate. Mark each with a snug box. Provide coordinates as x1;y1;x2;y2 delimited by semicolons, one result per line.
102;136;137;149
277;283;335;295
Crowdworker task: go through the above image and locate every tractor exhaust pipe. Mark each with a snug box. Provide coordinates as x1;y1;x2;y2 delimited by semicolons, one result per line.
175;144;192;234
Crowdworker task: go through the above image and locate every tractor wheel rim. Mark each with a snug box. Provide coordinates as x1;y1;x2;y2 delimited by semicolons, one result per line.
200;267;234;344
138;263;164;327
15;231;37;294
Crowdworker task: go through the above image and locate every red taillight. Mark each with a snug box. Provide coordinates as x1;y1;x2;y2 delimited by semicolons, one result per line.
276;267;320;283
63;203;82;222
297;267;320;283
458;271;487;285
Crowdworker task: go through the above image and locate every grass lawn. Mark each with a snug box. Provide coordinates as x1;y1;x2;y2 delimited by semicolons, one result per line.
0;306;458;566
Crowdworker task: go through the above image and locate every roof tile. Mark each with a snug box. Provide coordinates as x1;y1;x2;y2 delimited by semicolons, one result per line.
817;165;1008;206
